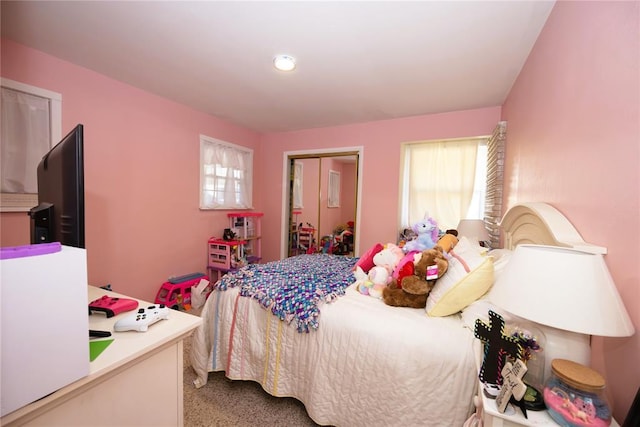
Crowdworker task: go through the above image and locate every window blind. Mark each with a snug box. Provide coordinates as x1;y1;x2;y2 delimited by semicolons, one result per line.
484;121;506;248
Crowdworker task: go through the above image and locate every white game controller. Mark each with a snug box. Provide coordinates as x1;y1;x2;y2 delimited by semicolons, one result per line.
114;304;170;332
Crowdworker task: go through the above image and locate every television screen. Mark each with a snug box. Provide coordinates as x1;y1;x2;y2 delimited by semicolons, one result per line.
29;124;85;248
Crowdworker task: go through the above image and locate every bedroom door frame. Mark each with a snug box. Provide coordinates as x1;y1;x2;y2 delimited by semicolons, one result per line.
280;146;363;259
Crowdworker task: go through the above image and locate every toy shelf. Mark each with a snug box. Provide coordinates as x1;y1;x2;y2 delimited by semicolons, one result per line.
207;237;246;270
207;237;246;283
228;212;263;263
296;226;316;254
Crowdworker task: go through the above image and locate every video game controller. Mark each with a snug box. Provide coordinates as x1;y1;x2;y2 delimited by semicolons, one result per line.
89;295;139;318
113;304;170;332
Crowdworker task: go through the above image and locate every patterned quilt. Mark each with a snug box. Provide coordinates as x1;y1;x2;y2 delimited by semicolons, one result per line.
214;254;357;332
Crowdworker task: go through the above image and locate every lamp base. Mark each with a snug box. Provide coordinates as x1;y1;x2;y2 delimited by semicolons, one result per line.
536;324;590;383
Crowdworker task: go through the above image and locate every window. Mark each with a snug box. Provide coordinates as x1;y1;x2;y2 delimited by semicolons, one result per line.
200;135;253;210
400;137;488;230
328;170;340;208
293;161;303;209
1;79;62;212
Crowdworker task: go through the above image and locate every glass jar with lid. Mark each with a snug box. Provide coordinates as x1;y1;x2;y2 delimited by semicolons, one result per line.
543;359;611;426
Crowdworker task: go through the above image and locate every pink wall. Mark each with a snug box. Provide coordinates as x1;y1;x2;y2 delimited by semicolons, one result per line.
259;107;501;260
6;5;635;418
1;36;499;298
502;2;639;420
0;39;262;301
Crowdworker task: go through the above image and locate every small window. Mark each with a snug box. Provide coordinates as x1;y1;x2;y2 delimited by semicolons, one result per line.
293;161;303;209
328;170;340;208
1;79;62;212
200;135;253;210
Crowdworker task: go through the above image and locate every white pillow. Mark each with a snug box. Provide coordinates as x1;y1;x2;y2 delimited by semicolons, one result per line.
460;248;515;327
488;248;512;281
460;299;502;330
426;237;494;317
487;248;512;263
459;298;529;331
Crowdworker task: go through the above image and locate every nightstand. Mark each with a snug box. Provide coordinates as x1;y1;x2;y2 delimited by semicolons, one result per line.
477;388;620;426
473;341;620;427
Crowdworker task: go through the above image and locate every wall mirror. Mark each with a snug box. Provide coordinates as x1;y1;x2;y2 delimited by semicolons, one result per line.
282;150;361;259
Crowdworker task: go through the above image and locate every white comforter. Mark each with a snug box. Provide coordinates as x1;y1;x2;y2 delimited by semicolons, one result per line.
190;284;477;427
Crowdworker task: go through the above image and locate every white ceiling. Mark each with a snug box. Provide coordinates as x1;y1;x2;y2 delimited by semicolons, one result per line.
1;1;555;133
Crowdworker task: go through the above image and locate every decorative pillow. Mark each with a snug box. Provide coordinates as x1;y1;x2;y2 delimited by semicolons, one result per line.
354;243;384;273
426;237;494;317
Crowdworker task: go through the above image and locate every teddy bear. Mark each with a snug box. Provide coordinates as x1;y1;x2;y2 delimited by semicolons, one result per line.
382;246;448;308
402;215;439;253
392;230;458;289
435;229;459;254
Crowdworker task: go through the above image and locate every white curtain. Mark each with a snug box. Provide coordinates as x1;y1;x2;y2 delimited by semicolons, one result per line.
1;87;51;193
201;140;252;209
403;139;479;230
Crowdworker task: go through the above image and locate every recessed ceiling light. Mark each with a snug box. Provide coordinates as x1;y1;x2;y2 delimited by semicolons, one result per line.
273;55;296;72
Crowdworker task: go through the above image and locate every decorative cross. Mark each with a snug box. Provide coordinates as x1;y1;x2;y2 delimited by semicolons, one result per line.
474;310;523;385
496;359;528;413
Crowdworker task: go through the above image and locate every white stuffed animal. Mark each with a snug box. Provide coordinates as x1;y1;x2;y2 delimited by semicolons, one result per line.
353;266;374;296
366;243;404;298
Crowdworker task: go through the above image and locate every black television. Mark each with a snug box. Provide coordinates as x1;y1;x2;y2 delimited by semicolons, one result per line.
29;124;85;248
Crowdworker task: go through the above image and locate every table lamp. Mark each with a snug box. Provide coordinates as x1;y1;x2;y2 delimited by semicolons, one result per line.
488;244;635;383
457;219;491;247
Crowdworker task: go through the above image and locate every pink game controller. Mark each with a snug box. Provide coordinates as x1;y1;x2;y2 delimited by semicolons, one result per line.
89;295;139;318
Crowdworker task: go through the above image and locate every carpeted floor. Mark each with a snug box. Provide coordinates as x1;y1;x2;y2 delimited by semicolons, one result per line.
182;333;321;427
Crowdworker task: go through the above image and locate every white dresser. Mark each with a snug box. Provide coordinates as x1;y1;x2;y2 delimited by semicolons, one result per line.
1;286;202;427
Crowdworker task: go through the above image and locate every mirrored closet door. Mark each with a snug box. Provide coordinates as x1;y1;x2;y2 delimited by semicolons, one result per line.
285;152;359;258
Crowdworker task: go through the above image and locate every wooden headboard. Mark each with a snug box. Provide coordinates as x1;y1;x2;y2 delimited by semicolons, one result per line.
500;202;606;254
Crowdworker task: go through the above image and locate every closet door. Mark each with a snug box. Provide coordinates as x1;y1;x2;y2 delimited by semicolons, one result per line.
286;154;358;258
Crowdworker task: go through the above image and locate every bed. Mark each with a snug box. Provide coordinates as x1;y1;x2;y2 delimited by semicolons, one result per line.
190;202;593;426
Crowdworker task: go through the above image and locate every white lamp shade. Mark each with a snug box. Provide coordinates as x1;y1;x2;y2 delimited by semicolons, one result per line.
457;219;490;243
489;245;635;337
